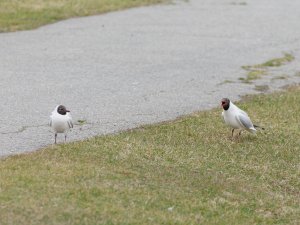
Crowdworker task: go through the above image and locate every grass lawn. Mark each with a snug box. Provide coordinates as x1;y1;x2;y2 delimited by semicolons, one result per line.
0;0;168;32
0;86;300;224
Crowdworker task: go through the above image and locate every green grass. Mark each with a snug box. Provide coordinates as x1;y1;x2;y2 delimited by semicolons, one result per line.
217;80;235;85
77;119;86;125
246;69;267;81
260;53;294;67
241;53;295;83
0;86;300;224
0;0;168;32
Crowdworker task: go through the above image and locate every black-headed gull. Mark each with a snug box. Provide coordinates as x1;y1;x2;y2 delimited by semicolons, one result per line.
221;98;262;137
49;105;73;144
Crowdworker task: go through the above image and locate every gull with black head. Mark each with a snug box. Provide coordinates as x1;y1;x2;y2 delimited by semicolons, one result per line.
221;98;263;137
49;105;73;144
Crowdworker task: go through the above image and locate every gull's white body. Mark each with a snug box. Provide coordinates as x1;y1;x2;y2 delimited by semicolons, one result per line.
222;101;256;133
50;105;73;134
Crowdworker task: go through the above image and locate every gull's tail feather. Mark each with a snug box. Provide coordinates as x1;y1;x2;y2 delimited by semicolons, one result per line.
249;127;257;133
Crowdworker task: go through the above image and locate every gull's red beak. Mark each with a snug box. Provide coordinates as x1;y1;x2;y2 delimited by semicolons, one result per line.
66;110;70;112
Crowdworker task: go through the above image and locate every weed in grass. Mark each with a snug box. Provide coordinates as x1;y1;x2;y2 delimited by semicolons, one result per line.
0;86;300;224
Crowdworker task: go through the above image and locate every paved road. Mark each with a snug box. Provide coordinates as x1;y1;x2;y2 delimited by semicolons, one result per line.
0;0;299;156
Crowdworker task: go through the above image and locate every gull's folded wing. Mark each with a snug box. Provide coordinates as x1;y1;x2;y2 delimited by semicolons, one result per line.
236;113;254;130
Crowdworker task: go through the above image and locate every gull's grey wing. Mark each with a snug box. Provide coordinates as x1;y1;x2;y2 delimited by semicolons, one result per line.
238;109;249;117
66;113;73;129
67;119;73;129
235;113;254;130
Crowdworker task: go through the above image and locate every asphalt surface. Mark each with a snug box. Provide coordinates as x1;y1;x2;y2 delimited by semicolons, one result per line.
0;0;299;156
